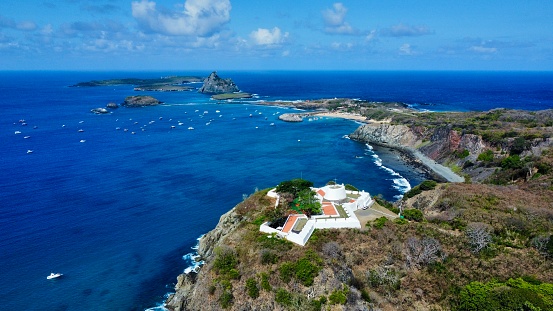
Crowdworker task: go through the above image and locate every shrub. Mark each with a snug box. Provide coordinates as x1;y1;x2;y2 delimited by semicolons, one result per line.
405;236;445;268
219;290;234;309
373;216;389;229
275;178;313;197
465;222;492;253
367;267;401;291
279;262;295;283
394;218;409;225
260;249;278;265
345;183;359;191
328;285;349;305
260;272;271;291
213;247;238;277
478;150;495;162
457;149;470;158
501;155;522;169
275;288;292;306
403;209;424;222
419;180;438;191
245;278;259;299
294;250;322;286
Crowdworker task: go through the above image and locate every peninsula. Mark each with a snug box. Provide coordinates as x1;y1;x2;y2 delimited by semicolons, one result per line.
165;98;553;311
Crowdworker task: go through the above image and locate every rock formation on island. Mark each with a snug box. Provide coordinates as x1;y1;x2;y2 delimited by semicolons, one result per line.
198;72;239;94
122;95;161;107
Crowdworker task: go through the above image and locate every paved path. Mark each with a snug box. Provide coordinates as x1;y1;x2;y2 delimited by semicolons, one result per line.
411;149;465;183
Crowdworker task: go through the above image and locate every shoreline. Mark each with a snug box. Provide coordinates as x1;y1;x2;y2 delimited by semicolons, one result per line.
310;110;465;183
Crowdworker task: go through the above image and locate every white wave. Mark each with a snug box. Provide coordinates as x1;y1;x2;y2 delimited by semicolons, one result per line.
365;143;373;150
366;145;412;196
342;135;350;139
182;234;205;274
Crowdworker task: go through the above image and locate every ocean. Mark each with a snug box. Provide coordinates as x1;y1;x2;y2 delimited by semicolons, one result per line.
0;71;552;310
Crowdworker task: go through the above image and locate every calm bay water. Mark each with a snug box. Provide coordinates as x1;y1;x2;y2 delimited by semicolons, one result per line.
0;71;551;310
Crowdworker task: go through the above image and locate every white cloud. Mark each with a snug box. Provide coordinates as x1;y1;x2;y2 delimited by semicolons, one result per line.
469;46;498;53
322;3;355;34
381;24;433;37
131;0;231;37
250;27;288;46
399;43;414;55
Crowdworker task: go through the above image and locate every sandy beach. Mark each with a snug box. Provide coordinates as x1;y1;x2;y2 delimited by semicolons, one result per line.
312;111;370;123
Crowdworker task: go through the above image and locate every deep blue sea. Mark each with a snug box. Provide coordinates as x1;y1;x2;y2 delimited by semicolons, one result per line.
1;71;552;311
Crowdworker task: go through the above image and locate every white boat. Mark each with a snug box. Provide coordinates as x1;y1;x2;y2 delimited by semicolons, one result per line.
15;131;22;134
27;150;33;154
24;136;31;139
47;272;62;280
188;127;194;130
80;140;86;143
78;129;84;132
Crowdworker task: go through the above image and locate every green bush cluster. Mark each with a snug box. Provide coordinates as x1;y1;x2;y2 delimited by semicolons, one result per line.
275;288;292;306
456;149;470;159
278;250;323;286
478;150;495;162
213;247;239;279
403;180;437;200
329;285;349;305
373;195;399;213
245;278;259;299
345;183;359;191
372;216;389;229
260;272;272;291
219;290;234;309
455;278;553;311
402;209;424;222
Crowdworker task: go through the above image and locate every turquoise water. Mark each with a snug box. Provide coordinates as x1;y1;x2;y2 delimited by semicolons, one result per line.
1;71;551;310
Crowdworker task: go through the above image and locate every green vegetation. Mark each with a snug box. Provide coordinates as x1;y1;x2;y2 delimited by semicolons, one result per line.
455;278;553;311
329;285;349;305
245;278;259;299
402;209;423;221
213;247;239;279
372;216;389;229
345;183;359;191
403;180;437;200
211;92;252;100
279;250;322;286
276;178;313;197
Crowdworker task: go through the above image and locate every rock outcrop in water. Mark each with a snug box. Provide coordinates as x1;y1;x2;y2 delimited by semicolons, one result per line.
198;72;239;94
122;95;161;107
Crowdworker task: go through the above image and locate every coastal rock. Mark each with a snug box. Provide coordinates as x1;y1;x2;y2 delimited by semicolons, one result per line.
278;113;307;122
106;102;118;109
198;72;239;94
122;95;161;107
349;123;422;149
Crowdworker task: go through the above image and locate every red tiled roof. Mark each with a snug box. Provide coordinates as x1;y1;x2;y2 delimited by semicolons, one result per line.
282;215;299;233
322;204;338;216
317;189;326;197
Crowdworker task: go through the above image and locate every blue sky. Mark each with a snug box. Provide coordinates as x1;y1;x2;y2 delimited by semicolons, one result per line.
1;0;552;70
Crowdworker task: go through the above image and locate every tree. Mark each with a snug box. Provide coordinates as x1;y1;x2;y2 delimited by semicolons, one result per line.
465;222;492;253
275;179;313;197
295;189;322;217
405;236;444;268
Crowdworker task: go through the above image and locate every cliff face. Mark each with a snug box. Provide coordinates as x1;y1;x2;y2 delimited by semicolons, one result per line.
198;72;240;94
349;123;423;150
165;208;244;311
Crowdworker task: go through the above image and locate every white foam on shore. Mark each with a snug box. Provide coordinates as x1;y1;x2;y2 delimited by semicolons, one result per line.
366;145;411;197
145;234;205;311
182;234;205;274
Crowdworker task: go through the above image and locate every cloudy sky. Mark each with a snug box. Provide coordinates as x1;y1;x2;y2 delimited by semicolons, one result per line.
1;0;552;70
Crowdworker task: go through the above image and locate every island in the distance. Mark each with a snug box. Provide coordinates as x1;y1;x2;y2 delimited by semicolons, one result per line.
71;75;203;92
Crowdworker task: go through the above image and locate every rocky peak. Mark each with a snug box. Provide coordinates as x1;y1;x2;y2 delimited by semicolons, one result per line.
198;71;239;94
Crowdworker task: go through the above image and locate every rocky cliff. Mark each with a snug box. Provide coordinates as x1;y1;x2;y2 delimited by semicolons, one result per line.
349;123;487;181
165;208;244;311
198;72;240;94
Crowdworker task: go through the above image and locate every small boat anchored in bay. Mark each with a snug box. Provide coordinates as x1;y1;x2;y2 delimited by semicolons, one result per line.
47;272;62;280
